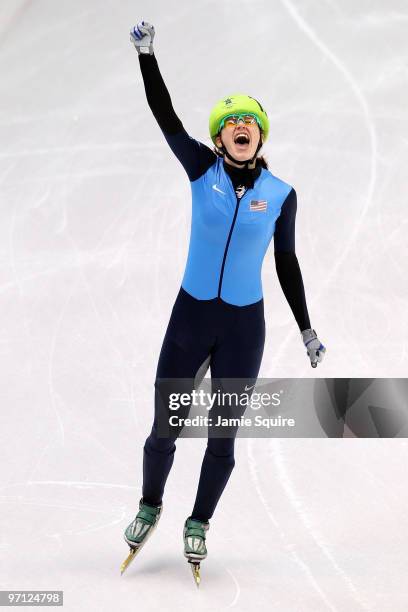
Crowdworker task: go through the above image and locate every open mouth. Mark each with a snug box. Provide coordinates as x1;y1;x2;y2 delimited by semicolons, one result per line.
233;132;250;148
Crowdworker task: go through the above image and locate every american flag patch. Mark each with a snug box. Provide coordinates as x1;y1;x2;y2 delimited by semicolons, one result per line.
249;199;268;212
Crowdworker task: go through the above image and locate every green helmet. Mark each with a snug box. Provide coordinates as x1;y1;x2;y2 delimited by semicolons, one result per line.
209;93;270;145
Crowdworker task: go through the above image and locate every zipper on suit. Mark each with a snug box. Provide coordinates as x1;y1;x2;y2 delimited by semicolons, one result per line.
217;192;242;298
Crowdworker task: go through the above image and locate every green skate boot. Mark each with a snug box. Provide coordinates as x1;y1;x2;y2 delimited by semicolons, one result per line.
183;517;210;587
120;498;162;575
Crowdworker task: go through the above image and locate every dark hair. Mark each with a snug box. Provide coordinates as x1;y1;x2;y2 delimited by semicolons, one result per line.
212;146;269;169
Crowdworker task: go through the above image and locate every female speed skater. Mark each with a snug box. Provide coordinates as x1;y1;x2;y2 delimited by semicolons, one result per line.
121;20;326;585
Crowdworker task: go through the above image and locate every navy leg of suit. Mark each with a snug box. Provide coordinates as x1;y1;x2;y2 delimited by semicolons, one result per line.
142;287;265;521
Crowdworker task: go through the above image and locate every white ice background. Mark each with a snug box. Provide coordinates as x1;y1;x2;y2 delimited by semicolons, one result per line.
1;1;408;610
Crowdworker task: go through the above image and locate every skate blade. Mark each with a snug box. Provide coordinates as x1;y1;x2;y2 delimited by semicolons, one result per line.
120;546;141;575
189;560;201;587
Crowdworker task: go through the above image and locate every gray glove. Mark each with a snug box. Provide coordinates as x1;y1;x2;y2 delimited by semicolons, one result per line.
301;328;326;368
130;20;155;55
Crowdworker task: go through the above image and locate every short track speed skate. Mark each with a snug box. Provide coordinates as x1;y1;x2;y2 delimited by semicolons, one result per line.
121;498;162;575
183;517;210;587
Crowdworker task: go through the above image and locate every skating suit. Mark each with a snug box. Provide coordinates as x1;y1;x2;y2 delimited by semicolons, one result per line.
137;54;311;521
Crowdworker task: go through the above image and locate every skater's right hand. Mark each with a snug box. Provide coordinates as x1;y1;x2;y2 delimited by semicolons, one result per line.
130;21;155;55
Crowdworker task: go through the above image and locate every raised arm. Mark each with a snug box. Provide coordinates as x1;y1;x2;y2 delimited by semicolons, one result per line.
130;21;216;181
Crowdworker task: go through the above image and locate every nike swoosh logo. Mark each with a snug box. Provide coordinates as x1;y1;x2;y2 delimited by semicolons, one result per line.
244;384;255;391
212;184;226;195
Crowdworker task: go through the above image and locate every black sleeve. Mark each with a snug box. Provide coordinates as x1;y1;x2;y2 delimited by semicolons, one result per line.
138;53;216;181
273;189;311;331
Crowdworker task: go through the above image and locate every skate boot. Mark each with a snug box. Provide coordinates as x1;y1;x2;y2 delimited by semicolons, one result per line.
120;498;162;574
183;517;210;587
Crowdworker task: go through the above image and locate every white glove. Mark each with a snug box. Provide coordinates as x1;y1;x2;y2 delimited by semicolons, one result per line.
130;20;155;55
301;328;326;368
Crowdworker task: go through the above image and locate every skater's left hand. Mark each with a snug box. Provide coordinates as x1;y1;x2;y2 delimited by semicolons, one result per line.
301;328;326;368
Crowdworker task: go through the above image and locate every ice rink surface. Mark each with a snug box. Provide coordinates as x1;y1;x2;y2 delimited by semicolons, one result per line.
1;0;407;610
